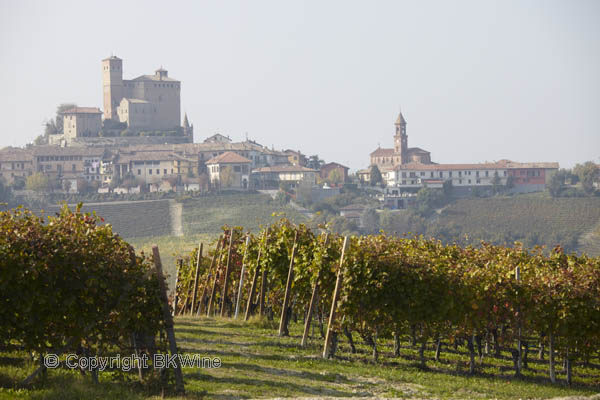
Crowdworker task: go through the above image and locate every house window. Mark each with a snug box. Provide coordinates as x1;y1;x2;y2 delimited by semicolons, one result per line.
149;169;152;175
468;179;471;184
234;166;241;172
477;179;481;184
449;171;453;177
459;179;462;184
485;171;489;177
459;171;462;177
476;171;480;177
430;172;434;178
164;169;167;174
439;171;443;177
138;169;141;175
72;164;76;171
156;169;160;174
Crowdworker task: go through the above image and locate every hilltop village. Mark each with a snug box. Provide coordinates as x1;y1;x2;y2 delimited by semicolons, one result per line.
0;55;572;207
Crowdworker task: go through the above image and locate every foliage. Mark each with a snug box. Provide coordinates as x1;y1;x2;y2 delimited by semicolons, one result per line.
25;172;50;192
196;217;600;383
370;165;383;186
0;205;168;387
219;165;235;188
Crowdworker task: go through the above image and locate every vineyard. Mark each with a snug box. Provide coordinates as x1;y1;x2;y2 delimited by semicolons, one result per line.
2;206;600;399
181;192;307;236
173;218;600;388
434;196;600;252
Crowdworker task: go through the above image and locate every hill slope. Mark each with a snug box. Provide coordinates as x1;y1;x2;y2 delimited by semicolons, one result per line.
434;196;600;252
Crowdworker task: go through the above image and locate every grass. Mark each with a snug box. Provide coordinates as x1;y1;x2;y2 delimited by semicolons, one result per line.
127;233;216;291
3;317;599;399
182;193;307;236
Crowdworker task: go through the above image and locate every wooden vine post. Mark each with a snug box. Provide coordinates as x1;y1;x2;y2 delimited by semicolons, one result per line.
220;229;235;317
259;229;270;316
172;259;182;317
189;243;203;315
322;236;349;359
245;229;267;320
515;265;522;376
278;231;298;337
234;236;250;319
207;236;227;317
301;233;329;347
197;236;223;315
151;245;185;394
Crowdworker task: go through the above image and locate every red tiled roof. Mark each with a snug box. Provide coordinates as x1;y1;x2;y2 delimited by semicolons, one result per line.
206;151;251;164
322;162;349;170
61;107;102;114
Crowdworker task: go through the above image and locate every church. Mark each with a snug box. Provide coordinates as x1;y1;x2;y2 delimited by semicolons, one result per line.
369;112;432;170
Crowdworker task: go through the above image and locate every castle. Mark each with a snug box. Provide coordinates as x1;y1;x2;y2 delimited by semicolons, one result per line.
103;56;181;131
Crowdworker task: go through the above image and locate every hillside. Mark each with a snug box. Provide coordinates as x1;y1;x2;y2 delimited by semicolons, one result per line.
434;196;600;252
32;199;173;238
182;192;307;236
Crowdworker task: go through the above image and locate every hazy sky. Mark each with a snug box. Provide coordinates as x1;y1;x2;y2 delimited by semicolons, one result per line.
1;0;598;171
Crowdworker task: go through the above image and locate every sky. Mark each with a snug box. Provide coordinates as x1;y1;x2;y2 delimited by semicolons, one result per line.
0;0;599;171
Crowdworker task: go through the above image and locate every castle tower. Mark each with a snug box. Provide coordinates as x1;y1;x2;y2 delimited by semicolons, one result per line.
102;56;124;120
393;112;408;164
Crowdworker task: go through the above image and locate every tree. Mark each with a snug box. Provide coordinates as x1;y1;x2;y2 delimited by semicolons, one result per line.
0;180;12;205
306;155;325;170
54;103;77;134
26;173;50;192
360;207;380;234
573;162;598;194
370;165;383;186
327;169;343;186
220;165;235;188
548;170;567;197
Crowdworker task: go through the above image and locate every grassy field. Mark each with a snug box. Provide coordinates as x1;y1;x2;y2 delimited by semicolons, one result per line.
2;317;599;399
182;193;307;236
434;196;600;252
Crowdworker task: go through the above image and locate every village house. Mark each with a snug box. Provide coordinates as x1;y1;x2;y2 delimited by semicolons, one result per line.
251;165;318;189
0;147;33;187
206;151;252;190
320;162;349;184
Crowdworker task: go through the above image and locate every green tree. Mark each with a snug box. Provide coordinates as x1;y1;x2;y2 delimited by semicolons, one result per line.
360;206;380;234
26;172;50;192
573;162;598;194
307;155;325;170
327;169;343;185
370;165;383;186
548;170;567;197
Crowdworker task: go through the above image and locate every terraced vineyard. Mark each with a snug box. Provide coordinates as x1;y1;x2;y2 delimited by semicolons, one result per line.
435;196;600;252
35;200;173;238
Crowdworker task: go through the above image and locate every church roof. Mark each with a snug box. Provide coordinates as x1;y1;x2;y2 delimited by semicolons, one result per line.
102;55;122;61
407;147;430;155
370;148;394;157
395;112;406;125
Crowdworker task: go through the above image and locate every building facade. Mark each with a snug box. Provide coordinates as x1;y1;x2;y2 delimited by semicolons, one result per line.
206;151;252;189
102;56;181;131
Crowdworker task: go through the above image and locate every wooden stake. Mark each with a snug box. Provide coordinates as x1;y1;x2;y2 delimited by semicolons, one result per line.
302;233;328;347
190;243;203;315
234;236;250;319
197;236;223;315
279;231;298;336
244;247;261;321
220;229;235;317
172;259;182;316
207;236;227;317
259;229;270;317
323;236;349;359
152;246;185;395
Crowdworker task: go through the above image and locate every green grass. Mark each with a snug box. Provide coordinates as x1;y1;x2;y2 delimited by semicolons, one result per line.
435;196;600;252
127;234;216;291
4;317;599;399
182;193;307;236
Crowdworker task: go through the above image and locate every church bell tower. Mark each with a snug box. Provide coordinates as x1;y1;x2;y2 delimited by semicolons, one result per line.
393;112;408;164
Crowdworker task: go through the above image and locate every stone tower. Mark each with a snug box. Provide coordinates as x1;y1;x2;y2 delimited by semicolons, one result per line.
393;112;408;164
102;56;124;120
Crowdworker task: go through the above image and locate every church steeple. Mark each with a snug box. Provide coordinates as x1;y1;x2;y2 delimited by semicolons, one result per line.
393;111;408;164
